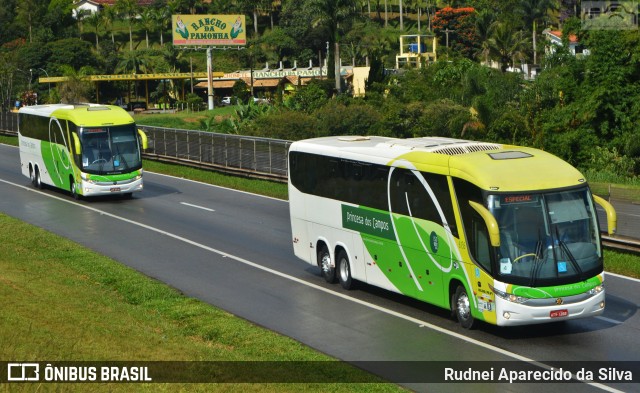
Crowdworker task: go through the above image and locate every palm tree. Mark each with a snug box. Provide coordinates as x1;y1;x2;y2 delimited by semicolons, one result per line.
85;12;103;51
406;0;425;32
488;23;529;71
103;6;118;46
75;9;92;37
116;0;140;51
517;0;559;65
474;8;496;65
139;8;156;49
16;0;42;43
57;65;95;104
153;7;171;47
116;50;151;101
306;0;359;92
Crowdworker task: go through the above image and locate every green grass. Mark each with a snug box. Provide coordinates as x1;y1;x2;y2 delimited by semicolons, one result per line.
135;107;238;130
143;160;288;200
0;213;399;391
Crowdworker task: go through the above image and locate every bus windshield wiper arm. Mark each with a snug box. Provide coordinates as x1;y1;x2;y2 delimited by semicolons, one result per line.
528;232;544;287
114;143;129;170
556;227;583;278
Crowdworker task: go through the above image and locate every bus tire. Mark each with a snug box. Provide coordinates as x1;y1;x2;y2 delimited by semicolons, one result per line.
70;180;80;200
337;250;353;290
318;245;336;283
33;167;42;189
453;285;476;329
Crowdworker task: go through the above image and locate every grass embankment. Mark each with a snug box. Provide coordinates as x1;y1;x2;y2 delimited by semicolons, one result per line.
133;106;238;130
143;160;288;200
0;213;398;391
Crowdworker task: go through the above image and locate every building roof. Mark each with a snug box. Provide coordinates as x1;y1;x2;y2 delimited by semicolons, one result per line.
545;30;579;44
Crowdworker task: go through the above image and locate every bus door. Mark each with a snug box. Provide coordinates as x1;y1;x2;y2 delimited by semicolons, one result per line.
48;117;72;190
384;167;450;304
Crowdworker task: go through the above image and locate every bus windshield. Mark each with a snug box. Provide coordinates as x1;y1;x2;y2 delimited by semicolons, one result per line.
80;125;141;174
487;188;602;286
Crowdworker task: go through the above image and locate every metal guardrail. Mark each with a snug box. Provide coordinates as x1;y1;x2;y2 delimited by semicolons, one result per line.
602;235;640;254
138;125;291;182
0;110;18;136
0;111;291;182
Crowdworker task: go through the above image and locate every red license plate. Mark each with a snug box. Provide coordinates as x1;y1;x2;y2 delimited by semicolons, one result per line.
110;187;121;192
550;309;568;318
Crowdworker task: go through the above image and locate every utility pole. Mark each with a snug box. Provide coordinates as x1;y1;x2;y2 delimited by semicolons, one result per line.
443;28;455;60
207;48;214;110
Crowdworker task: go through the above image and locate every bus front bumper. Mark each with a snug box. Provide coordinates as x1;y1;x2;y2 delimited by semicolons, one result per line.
494;290;605;326
80;177;143;197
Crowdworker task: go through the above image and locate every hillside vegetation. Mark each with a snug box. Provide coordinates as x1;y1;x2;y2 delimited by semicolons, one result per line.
0;0;639;181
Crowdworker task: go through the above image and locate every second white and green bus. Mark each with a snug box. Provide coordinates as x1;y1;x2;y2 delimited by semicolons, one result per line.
19;104;148;198
288;136;617;328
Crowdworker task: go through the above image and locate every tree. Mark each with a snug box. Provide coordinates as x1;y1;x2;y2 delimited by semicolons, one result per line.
75;9;91;36
487;22;528;71
47;38;98;73
103;5;118;45
474;8;496;64
258;28;298;65
139;8;156;49
517;0;559;65
85;11;103;51
306;0;359;92
57;65;94;104
0;0;18;46
15;0;44;43
432;7;480;59
0;53;18;110
152;7;171;47
116;0;140;51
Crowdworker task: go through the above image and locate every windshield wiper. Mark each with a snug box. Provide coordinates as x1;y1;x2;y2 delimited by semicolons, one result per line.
528;236;544;287
113;143;129;171
555;227;584;280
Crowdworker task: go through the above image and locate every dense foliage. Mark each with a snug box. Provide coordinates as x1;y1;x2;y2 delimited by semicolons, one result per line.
0;0;639;178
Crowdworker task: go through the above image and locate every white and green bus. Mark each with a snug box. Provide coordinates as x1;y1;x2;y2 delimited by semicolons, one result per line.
19;104;148;198
288;136;617;328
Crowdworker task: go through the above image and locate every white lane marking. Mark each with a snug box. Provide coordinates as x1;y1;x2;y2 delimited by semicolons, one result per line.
180;202;215;212
606;271;640;283
0;177;628;393
147;170;288;203
595;316;623;325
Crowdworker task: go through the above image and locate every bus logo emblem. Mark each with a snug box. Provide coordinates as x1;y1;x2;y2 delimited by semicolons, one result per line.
430;232;439;253
556;298;563;305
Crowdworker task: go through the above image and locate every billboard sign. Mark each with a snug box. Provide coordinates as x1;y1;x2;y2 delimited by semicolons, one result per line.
172;15;247;46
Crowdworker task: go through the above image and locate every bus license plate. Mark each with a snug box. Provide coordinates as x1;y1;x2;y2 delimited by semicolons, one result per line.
110;187;121;192
550;309;568;318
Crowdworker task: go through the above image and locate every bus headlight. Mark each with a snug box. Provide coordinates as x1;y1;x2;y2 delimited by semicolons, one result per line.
588;284;604;296
490;285;528;304
80;173;95;184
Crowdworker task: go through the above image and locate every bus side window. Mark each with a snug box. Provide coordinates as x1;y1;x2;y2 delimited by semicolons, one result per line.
389;168;411;216
424;173;459;238
453;178;493;273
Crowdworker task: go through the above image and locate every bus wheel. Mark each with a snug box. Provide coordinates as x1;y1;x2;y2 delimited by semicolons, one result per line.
70;180;80;200
318;246;336;283
33;168;42;189
453;285;476;329
337;250;353;290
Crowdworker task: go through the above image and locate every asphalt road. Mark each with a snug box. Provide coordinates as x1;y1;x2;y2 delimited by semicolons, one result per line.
1;143;638;392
